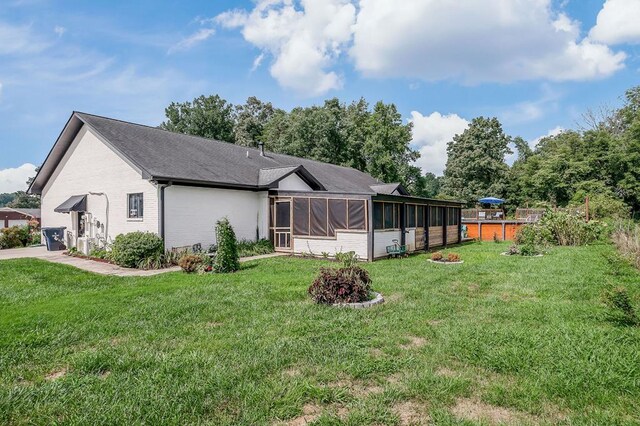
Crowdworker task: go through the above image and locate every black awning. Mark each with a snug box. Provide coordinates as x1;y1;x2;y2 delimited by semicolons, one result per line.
54;195;87;213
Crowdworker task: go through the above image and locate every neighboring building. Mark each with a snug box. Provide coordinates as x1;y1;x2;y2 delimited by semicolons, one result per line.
0;207;40;229
28;112;463;260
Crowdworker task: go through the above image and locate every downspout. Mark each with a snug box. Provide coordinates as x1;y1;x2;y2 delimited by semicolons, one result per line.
159;182;172;249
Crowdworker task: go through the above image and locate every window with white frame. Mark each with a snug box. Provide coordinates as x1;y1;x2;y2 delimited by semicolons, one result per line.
128;193;144;219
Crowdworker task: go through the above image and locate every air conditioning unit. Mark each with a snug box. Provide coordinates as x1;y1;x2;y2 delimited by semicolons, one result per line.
77;237;92;255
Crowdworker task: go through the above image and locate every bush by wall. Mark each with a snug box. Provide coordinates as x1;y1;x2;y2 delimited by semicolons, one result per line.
0;225;31;249
236;239;273;258
308;266;372;304
178;254;204;273
109;231;164;268
214;218;240;273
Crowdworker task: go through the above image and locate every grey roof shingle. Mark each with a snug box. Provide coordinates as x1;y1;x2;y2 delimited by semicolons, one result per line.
75;112;381;194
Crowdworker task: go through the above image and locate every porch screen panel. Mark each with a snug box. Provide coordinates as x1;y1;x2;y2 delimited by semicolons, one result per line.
275;202;291;228
328;199;347;237
348;200;366;230
310;198;328;236
406;205;416;228
417;205;425;227
384;203;394;229
293;198;310;235
373;202;384;230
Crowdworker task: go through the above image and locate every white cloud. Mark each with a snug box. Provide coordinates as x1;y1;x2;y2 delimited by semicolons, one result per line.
0;163;36;193
54;25;66;37
532;125;564;147
500;84;561;124
0;21;48;54
351;0;625;84
168;27;216;53
589;0;640;45
409;111;469;175
251;52;265;72
215;0;356;96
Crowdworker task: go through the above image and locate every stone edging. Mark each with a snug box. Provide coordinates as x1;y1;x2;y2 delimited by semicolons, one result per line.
332;292;384;309
500;252;543;257
426;259;464;264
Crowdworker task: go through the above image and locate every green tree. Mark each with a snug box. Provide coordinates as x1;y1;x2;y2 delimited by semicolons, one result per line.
161;95;235;142
441;117;512;204
363;101;419;188
0;193;16;207
233;96;280;147
7;191;40;208
423;172;441;198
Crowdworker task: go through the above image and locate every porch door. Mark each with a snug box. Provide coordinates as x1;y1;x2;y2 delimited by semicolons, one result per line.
273;201;292;251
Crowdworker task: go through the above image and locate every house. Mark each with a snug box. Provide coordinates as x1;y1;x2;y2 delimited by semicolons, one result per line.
28;112;463;260
0;207;40;229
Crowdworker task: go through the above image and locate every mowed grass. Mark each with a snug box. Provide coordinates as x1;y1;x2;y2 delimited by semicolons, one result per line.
1;243;639;425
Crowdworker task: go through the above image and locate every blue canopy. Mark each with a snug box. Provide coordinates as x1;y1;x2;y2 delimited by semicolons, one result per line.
478;197;504;205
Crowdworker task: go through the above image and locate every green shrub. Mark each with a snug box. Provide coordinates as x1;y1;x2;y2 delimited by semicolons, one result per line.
523;210;607;247
507;244;520;255
519;243;539;256
30;232;41;245
236;239;274;257
0;225;30;249
335;251;359;267
89;248;108;259
214;218;240;273
308;266;372;304
109;232;164;268
603;287;638;326
178;254;204;273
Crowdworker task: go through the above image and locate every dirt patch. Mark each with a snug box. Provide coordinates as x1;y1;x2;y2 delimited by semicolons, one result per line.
385;293;403;302
451;398;537;425
45;368;67;381
99;370;111;379
393;400;429;425
278;403;322;426
369;348;385;357
400;336;427;350
427;319;442;327
386;373;403;385
468;283;480;292
328;379;383;398
435;367;459;378
283;367;301;378
204;321;223;328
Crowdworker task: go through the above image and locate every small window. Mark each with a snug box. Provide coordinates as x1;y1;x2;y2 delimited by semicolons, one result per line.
417;205;425;227
373;202;384;230
429;206;443;227
128;193;144;219
406;205;416;228
448;207;459;226
384;203;394;229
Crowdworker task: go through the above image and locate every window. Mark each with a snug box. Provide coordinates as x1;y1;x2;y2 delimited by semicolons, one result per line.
275;201;291;228
429;206;443;227
347;200;366;230
128;193;144;219
417;205;425;227
448;207;459;226
373;202;401;230
406;204;416;228
293;198;309;235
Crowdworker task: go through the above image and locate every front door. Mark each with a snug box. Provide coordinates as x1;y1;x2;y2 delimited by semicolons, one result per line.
273;201;291;251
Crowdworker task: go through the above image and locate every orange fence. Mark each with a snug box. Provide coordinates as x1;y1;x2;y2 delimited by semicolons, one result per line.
464;221;526;241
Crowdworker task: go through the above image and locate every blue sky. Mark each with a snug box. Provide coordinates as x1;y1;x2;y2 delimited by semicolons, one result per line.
1;0;639;192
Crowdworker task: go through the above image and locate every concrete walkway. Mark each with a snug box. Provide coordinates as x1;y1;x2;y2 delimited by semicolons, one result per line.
0;246;287;276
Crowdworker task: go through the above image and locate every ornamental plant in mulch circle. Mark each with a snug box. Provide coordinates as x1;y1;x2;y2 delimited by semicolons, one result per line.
308;251;374;304
213;218;240;273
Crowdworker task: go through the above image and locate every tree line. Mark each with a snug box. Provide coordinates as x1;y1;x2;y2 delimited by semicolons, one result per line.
440;86;640;217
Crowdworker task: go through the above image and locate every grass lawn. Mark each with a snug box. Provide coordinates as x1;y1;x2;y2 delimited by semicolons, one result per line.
1;242;639;425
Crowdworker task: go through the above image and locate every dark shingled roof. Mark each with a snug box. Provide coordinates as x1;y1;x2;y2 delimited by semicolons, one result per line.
71;112;381;193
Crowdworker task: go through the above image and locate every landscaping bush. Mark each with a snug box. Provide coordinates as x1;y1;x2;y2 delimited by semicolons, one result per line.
447;252;461;262
214;218;240;273
507;244;520;256
308;266;372;304
109;231;164;268
519;243;539;257
89;248;108;259
603;287;638;326
178;254;204;273
0;225;31;249
431;251;443;261
335;251;359;267
538;211;605;246
236;238;274;258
